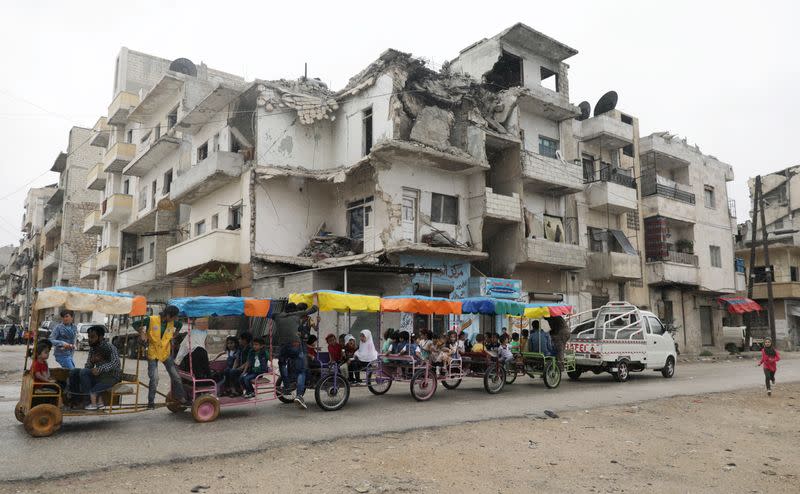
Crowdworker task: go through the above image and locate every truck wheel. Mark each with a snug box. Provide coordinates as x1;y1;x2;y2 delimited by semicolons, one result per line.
567;370;582;381
612;360;630;383
661;357;675;378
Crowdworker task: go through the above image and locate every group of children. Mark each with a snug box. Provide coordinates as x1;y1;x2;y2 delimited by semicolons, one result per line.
216;332;270;399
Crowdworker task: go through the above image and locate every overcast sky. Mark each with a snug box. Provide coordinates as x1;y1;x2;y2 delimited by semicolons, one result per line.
1;0;797;247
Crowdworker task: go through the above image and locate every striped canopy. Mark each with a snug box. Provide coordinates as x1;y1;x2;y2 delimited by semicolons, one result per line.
717;297;762;314
460;297;526;316
289;290;381;313
381;296;462;315
169;296;271;318
34;286;147;316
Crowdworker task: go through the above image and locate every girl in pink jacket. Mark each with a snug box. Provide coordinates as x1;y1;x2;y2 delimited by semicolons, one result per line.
757;337;780;396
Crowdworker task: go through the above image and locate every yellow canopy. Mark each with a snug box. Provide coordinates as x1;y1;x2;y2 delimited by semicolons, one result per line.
523;306;551;319
289;290;380;313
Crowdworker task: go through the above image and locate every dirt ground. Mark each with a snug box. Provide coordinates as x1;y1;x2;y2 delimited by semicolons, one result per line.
2;383;798;494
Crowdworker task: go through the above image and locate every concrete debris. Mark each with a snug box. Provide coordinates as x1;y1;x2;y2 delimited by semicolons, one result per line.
298;235;363;260
420;231;458;248
409;106;454;150
257;78;339;125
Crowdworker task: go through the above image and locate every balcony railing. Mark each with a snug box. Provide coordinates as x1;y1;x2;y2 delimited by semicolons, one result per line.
641;173;695;205
598;166;636;188
648;250;699;266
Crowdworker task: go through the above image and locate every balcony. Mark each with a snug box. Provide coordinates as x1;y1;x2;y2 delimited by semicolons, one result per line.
482;188;522;223
86;162;107;191
117;260;157;291
107;91;139;126
89;116;110;148
83;210;103;235
587;251;641;281
522;151;583;194
177;83;244;135
43;214;62;238
123;134;183;177
80;255;99;280
518;85;580;121
100;193;133;223
580;114;634;149
523;238;586;269
167;229;243;274
103;142;136;173
586;175;638;214
95;247;120;271
646;257;699;287
42;247;59;272
642;193;696;224
171;151;244;203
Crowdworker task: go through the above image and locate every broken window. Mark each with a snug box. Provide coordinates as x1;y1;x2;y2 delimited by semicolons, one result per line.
197;142;208;163
485;51;523;91
620;114;633;125
622;144;634;158
543;215;564;243
151;180;157;209
163;169;173;194
167;106;178;129
431;193;458;225
538;136;559;159
138;188;147;211
792;266;799;282
703;185;715;209
582;156;595;182
211;214;219;230
588;227;605;252
347;197;374;239
228;204;242;230
752;266;774;283
195;220;206;237
362;107;373;156
540;66;558;92
126;129;133;144
148;242;155;261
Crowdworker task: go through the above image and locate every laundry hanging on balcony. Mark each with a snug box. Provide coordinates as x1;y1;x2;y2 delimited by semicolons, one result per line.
717;296;762;314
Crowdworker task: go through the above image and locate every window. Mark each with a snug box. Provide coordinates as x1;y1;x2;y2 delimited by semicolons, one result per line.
362;107;373;156
148;242;154;261
791;266;799;282
704;185;715;208
195;220;206;236
620;114;634;125
197;142;208;163
138;188;147;211
126;130;133;144
582;156;595;182
647;316;665;335
773;218;784;230
588;227;605;252
538;136;559;159
402;189;418;242
346;197;373;239
540;66;558;92
151;180;157;209
211;214;219;230
212;133;220;152
230;132;242;153
709;245;721;268
485;51;523;90
167;106;178;129
123;179;130;195
163;169;173;194
622;144;634;157
154;124;160;140
431;193;458;225
228;204;242;230
753;265;774;282
136;247;144;264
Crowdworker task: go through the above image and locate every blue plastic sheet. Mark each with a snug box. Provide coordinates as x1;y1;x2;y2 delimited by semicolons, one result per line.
169;296;257;317
459;297;526;316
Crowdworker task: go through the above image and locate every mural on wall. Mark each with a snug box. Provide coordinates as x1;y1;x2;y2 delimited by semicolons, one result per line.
398;255;471;334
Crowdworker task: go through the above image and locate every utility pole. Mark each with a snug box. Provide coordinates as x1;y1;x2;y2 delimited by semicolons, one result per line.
746;177;761;347
757;177;777;342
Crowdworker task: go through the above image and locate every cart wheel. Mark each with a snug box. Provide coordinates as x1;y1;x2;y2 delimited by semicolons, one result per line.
274;377;294;404
14;401;25;423
315;375;350;412
23;404;61;437
612;360;630;383
567;370;582;381
504;368;517;385
442;378;462;389
166;392;187;413
661;356;675;378
543;361;562;389
191;395;220;423
366;369;393;395
483;367;505;394
410;369;437;402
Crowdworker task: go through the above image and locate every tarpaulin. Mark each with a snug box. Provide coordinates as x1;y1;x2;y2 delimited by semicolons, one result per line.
289;291;380;313
169;297;272;318
460;297;526;316
34;286;146;316
381;296;462;315
718;296;762;314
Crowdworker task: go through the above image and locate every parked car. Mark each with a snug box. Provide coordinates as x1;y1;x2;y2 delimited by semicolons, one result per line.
76;323;106;350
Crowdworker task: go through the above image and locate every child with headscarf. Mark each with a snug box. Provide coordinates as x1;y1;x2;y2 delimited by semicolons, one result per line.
343;334;359;382
757;337;781;396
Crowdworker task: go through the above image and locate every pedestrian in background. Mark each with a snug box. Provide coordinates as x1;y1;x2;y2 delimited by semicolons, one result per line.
757;337;781;396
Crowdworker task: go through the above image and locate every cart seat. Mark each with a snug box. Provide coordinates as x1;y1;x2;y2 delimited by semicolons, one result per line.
111;383;135;395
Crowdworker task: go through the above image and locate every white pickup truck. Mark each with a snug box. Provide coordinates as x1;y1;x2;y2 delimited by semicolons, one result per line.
565;301;677;382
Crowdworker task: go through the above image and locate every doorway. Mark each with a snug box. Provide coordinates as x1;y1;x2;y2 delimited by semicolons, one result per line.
699;306;714;346
401;189;418;242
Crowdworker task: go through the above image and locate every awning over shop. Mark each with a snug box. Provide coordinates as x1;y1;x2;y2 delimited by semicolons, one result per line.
718;296;762;314
523;303;574;319
381;296;462;315
460;297;526;316
289;290;381;313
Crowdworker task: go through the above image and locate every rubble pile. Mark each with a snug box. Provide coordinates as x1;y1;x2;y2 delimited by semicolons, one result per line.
297;235;363;261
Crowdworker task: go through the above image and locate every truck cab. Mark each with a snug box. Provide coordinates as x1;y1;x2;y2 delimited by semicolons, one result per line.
566;302;677;382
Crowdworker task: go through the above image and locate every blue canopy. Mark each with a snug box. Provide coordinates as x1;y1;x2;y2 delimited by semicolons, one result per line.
459;297;526;316
168;296;272;318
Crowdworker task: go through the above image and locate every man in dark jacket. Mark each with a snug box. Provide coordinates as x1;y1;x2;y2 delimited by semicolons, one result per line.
272;302;318;409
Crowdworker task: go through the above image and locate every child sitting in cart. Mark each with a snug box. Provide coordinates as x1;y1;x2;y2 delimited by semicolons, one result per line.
215;335;240;396
31;340;59;393
430;334;454;373
416;329;433;361
496;334;515;365
486;333;500;351
240;337;270;399
510;333;521;353
471;334;486;353
326;333;343;363
381;329;396;354
458;331;470;353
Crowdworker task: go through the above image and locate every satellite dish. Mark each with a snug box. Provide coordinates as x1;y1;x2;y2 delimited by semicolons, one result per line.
594;91;618;116
169;58;197;77
577;101;591;121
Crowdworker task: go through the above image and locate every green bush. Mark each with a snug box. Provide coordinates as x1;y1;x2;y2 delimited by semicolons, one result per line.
699;350;713;357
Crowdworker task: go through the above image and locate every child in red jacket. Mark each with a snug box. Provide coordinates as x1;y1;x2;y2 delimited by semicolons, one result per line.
757;337;781;396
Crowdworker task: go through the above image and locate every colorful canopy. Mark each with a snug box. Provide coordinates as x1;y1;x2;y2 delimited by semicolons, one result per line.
460;297;526;316
381;296;462;315
289;290;381;313
169;296;271;318
718;297;762;315
524;303;573;319
34;286;147;316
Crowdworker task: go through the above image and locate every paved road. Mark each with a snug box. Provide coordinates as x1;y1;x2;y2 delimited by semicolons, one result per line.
1;352;798;482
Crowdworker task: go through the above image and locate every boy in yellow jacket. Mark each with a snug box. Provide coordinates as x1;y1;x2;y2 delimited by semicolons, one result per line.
134;305;187;409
